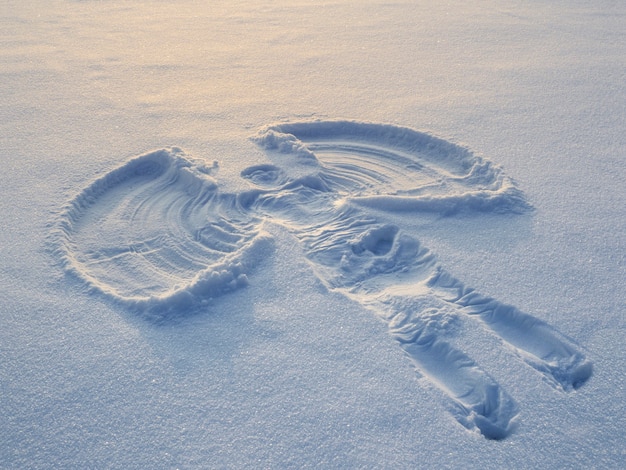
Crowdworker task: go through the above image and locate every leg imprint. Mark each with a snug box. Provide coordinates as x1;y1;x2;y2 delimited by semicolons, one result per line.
386;304;518;440
428;270;592;390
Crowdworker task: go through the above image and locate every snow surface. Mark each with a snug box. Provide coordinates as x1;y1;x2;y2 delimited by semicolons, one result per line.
2;0;625;467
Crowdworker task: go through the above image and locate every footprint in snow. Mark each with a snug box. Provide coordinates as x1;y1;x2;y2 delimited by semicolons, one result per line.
53;120;592;440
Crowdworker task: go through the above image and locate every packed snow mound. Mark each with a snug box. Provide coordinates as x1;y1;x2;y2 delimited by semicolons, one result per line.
53;121;591;439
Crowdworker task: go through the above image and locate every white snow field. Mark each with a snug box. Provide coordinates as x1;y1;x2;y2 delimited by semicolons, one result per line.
1;0;624;468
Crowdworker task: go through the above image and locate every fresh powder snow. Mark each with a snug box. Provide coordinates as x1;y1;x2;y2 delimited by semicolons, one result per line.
1;0;624;468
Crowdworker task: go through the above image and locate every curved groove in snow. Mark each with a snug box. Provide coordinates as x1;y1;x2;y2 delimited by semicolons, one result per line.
251;120;532;215
52;147;272;318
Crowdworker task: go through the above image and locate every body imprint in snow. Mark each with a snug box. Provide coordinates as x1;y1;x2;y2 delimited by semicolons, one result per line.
53;120;592;440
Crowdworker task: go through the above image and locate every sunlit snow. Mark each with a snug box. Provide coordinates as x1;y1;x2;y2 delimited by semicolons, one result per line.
2;1;624;468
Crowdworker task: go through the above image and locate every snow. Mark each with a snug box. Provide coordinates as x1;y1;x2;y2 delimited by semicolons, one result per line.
2;0;625;467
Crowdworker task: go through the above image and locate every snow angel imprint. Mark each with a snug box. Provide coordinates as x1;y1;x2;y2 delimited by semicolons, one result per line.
56;120;592;440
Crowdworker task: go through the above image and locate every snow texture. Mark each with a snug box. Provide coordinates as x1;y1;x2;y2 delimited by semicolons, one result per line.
2;0;625;468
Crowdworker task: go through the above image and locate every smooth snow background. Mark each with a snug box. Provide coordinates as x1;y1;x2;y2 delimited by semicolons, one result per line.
1;0;624;468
